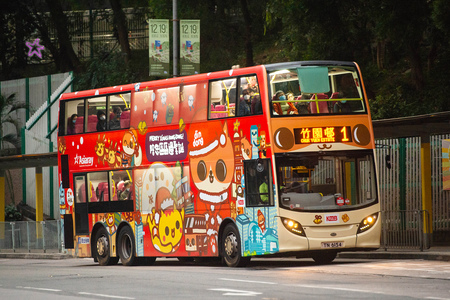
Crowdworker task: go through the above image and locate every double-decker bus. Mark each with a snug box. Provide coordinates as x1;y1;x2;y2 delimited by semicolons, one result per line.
58;61;380;267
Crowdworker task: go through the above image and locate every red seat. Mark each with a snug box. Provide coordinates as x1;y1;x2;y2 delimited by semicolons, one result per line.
97;182;109;202
213;105;228;118
75;116;84;133
87;115;97;132
310;94;329;113
120;110;130;128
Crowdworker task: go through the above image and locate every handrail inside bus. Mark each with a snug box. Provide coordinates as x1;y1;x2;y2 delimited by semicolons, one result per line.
119;94;129;109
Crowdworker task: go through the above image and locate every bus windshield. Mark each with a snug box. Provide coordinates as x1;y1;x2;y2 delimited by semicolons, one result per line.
268;65;366;115
276;150;377;211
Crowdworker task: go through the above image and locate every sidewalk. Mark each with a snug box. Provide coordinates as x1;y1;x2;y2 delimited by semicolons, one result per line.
1;247;450;261
338;246;450;262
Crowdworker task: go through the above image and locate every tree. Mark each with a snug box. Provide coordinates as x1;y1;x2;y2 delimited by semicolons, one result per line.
110;0;132;63
43;0;83;73
0;93;28;155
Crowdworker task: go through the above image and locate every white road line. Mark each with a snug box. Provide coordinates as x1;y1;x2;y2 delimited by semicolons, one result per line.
78;292;135;299
284;284;386;295
426;297;450;300
209;288;262;296
219;278;277;285
18;286;62;292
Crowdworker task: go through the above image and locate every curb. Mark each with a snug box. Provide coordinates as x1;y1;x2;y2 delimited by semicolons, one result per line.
338;252;450;262
0;253;73;260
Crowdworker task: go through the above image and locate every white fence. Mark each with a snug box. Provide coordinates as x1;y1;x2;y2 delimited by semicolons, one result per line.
376;134;450;247
0;72;72;218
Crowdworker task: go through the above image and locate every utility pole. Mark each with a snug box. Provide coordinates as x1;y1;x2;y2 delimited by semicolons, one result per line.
173;0;178;77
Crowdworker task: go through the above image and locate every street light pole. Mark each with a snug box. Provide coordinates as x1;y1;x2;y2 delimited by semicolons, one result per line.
173;0;178;77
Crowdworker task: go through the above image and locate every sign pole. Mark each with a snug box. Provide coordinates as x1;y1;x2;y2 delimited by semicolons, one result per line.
173;0;178;77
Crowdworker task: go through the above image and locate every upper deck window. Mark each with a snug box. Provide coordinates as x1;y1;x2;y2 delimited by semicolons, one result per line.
208;75;262;119
59;93;131;136
268;66;366;116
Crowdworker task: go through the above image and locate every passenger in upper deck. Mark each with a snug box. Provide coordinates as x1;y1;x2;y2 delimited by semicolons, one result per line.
96;111;107;131
286;92;298;115
67;114;78;135
333;100;352;113
295;94;311;114
271;91;285;115
238;89;251;116
109;107;122;130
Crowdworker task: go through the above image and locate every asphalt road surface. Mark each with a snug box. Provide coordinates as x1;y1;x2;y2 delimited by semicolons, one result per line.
0;257;449;299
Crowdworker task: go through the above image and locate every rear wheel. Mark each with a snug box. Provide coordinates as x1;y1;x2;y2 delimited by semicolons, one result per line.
312;251;337;264
221;224;250;267
117;226;136;266
94;227;118;265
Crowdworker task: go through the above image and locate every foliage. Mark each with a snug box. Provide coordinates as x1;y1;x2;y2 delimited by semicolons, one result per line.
1;0;450;120
5;204;22;222
73;50;138;90
0;93;28;154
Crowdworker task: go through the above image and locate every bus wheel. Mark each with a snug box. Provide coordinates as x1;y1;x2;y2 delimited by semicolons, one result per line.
221;224;250;267
94;227;118;265
117;226;136;266
312;251;337;264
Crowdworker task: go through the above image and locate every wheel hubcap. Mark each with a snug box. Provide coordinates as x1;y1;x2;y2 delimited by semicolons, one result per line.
97;236;108;257
224;233;238;257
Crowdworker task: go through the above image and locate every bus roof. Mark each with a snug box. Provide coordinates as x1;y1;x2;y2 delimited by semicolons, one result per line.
264;61;357;72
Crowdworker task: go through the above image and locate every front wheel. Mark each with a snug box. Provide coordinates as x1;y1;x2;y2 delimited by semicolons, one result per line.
221;224;250;267
117;226;136;266
94;227;118;266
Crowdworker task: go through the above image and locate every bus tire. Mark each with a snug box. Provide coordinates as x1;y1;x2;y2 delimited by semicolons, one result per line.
117;226;136;266
221;223;250;267
94;227;118;266
312;251;337;264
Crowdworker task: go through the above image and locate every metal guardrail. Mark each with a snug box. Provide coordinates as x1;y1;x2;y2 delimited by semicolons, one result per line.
0;220;63;253
382;210;431;251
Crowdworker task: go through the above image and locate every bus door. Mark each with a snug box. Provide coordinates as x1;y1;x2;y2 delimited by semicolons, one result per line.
342;160;357;205
241;158;278;255
74;174;89;235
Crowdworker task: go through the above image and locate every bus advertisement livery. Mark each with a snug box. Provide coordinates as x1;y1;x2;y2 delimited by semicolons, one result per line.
58;61;380;267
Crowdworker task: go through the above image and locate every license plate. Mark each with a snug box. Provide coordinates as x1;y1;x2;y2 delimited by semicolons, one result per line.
321;242;344;248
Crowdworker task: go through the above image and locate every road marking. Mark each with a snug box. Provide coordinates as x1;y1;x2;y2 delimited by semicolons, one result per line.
426;297;450;300
219;278;277;285
284;284;386;295
78;292;135;299
209;288;262;296
18;286;61;292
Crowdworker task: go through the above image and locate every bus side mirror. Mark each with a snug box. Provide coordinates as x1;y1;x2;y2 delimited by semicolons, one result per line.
385;154;391;169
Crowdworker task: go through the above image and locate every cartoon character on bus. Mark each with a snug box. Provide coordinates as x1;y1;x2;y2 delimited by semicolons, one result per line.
188;121;234;255
147;199;185;254
121;130;142;167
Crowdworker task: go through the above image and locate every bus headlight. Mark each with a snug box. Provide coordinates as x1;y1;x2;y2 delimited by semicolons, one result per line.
357;213;379;234
281;217;306;237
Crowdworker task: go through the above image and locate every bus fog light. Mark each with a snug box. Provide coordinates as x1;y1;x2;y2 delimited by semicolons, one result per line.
281;217;306;237
357;213;379;234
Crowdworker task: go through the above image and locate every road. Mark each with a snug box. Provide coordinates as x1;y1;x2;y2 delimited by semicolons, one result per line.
0;257;449;299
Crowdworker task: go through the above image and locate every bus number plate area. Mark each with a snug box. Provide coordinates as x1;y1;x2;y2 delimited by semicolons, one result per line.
321;242;345;248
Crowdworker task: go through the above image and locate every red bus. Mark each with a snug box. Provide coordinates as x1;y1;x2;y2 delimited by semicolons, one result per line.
58;61;380;267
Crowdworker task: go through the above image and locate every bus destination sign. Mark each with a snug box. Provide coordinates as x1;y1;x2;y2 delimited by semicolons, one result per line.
294;126;352;144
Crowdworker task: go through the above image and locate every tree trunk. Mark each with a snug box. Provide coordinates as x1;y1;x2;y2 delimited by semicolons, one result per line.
239;0;254;67
376;40;385;70
409;42;424;91
15;12;27;70
45;0;82;73
110;0;131;63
